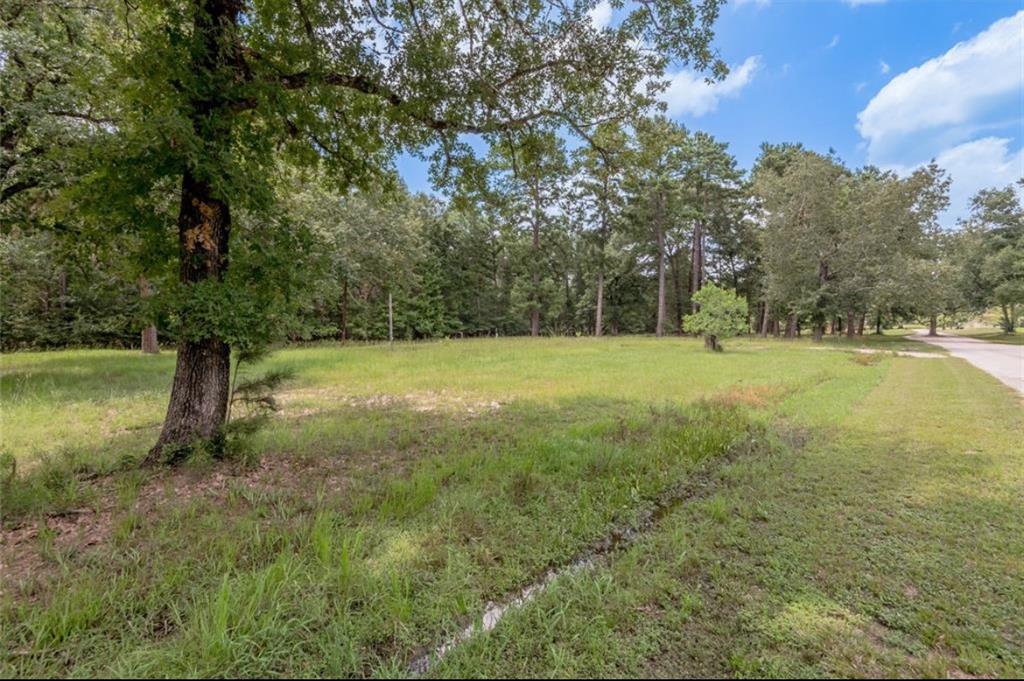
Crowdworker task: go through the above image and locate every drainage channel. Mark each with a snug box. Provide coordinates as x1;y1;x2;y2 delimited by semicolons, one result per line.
408;445;749;676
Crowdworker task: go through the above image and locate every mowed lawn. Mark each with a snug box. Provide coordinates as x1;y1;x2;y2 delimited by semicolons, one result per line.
1;336;1021;677
949;327;1024;345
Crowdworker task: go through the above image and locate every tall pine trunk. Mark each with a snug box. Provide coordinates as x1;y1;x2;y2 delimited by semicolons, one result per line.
148;171;232;463
139;277;159;354
670;249;684;333
141;325;160;354
339;278;348;341
530;192;541;337
387;291;394;343
759;303;770;337
846;309;856;339
595;270;604;337
654;192;666;337
690;220;703;313
784;313;797;339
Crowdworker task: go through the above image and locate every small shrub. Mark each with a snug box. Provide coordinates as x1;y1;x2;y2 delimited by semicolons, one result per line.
684;284;749;351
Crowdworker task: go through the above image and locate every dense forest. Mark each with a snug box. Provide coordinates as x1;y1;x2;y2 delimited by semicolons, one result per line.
5;124;1021;349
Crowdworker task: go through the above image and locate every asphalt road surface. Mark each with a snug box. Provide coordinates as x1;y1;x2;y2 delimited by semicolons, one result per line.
915;331;1023;394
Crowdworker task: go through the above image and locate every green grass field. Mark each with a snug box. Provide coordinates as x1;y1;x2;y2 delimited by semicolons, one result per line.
2;336;1021;677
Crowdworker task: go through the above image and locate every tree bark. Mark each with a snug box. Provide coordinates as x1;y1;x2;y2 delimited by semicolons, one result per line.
654;193;666;338
147;0;242;464
531;202;541;338
139;277;159;354
846;309;856;339
339;278;348;341
148;170;232;464
999;305;1015;333
670;249;684;333
784;313;797;339
690;220;703;313
759;303;770;337
704;334;720;351
595;270;604;337
141;325;160;354
812;323;824;343
928;315;938;336
857;314;865;336
388;291;394;343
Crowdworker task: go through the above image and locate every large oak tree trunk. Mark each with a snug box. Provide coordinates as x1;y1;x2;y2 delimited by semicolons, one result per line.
999;305;1015;333
148;172;232;464
147;0;241;463
928;315;938;336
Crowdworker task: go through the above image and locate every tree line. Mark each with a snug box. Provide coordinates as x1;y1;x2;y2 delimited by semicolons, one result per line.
6;125;1020;349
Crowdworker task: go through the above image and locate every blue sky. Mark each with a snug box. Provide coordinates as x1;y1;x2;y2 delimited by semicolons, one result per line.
397;0;1023;226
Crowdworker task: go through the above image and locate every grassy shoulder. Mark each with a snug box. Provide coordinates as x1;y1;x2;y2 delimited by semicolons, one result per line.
948;327;1024;345
1;337;1020;677
434;355;1024;678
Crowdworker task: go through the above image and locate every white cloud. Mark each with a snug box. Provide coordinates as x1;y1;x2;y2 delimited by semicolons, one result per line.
935;138;1023;221
661;56;762;117
858;11;1023;160
588;1;613;29
879;59;890;74
857;11;1024;222
827;34;840;49
889;138;1023;224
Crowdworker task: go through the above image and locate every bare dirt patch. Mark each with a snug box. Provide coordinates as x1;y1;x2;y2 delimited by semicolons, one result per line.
708;384;788;409
277;388;503;419
1;451;391;597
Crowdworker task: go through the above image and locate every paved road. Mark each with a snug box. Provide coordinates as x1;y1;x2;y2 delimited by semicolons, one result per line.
914;331;1023;394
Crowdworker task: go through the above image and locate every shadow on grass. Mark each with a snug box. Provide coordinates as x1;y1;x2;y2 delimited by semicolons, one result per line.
0;352;177;404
